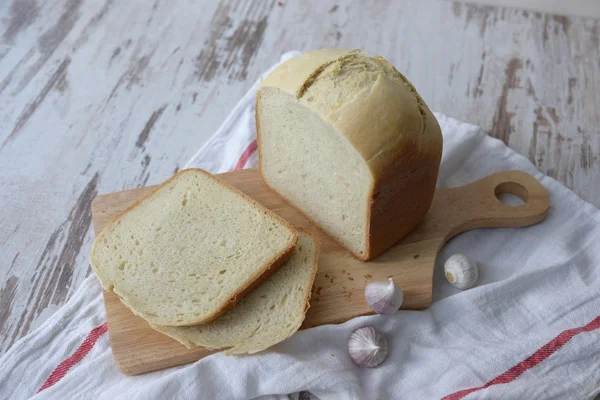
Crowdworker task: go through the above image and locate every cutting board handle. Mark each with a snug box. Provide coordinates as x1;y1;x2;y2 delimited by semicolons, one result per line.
447;170;549;238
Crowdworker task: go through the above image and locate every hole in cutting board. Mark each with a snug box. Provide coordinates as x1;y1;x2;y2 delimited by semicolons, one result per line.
495;182;527;206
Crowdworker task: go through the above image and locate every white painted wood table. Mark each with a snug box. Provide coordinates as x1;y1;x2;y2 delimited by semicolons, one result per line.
0;0;598;372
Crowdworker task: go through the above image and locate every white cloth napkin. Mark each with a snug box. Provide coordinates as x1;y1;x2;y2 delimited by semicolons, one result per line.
2;52;600;400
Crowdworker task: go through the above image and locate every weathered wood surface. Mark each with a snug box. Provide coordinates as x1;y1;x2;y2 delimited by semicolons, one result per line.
467;0;600;19
0;0;598;355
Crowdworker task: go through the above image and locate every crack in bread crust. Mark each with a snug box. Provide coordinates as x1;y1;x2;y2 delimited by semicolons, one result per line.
296;49;361;98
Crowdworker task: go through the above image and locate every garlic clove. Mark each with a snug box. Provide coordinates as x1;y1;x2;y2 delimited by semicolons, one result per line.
348;327;388;368
364;277;404;315
444;253;480;290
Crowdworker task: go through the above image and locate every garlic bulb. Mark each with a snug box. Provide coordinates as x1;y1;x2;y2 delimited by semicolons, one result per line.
444;253;480;290
348;327;388;367
364;278;403;314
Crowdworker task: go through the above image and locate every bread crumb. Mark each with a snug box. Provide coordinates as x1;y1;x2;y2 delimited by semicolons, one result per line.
364;274;372;279
325;274;329;278
413;254;420;259
330;353;335;357
341;269;346;273
348;277;354;281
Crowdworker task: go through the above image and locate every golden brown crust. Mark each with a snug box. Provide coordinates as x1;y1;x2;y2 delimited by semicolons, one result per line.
260;49;441;179
296;228;320;317
257;49;443;261
364;104;443;260
90;168;298;326
365;148;441;260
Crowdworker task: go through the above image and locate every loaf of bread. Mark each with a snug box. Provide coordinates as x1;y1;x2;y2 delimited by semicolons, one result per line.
153;229;319;355
90;169;297;326
256;49;443;260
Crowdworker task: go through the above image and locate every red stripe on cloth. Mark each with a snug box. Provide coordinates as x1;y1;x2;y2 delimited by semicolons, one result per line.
38;322;109;393
234;140;258;171
442;315;600;400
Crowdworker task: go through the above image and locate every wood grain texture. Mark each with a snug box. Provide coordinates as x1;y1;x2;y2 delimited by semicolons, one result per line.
461;0;600;19
0;0;598;355
91;168;548;375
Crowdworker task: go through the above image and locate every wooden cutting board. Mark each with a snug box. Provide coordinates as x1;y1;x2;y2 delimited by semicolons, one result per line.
91;168;548;375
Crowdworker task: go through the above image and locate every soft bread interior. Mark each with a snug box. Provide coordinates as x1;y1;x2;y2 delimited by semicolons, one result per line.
91;169;296;326
153;230;318;355
258;88;372;257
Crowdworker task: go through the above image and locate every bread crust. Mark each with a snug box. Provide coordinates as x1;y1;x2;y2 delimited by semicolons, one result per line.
366;145;441;259
296;228;320;316
90;168;298;326
257;49;442;261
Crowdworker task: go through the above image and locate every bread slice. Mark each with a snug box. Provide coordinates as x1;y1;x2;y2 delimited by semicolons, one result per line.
256;49;442;260
152;229;319;355
90;169;298;326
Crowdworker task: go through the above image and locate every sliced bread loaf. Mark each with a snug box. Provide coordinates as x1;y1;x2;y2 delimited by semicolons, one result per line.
256;49;443;261
90;169;297;326
152;229;319;355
